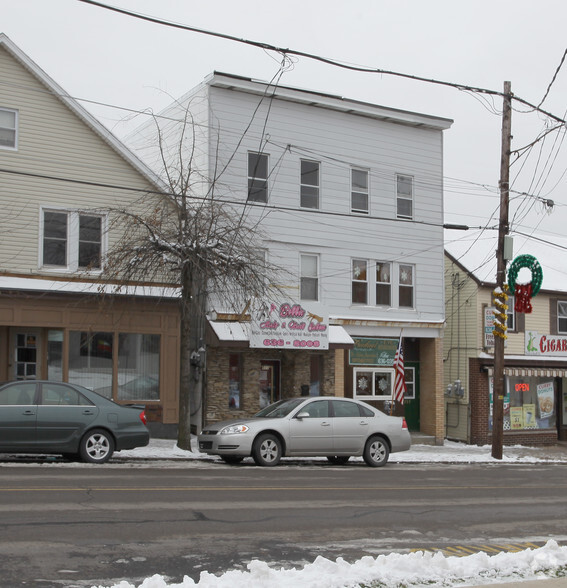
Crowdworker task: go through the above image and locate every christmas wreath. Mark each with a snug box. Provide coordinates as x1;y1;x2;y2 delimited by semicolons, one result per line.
507;254;543;296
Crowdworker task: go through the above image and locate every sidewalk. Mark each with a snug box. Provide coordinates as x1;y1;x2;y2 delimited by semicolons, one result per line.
121;436;567;464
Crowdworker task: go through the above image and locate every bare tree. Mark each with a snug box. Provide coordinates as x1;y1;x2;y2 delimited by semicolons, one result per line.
101;108;283;450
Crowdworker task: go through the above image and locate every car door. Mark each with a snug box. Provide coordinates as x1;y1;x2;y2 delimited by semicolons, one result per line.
0;382;38;449
331;400;370;453
287;399;333;454
35;382;99;449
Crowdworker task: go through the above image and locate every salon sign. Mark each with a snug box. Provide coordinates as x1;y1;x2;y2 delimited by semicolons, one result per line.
250;302;329;350
525;330;567;356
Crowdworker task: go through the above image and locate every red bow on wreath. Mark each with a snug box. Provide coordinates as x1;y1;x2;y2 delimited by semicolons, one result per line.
515;283;533;313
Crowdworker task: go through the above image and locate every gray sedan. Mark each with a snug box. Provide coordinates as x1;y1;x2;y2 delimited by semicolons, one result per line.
198;396;410;467
0;380;150;463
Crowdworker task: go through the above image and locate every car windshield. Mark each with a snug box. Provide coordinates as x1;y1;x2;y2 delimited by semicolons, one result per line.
254;398;306;418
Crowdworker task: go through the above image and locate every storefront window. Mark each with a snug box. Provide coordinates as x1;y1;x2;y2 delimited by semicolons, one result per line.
47;329;63;382
117;333;160;401
354;368;393;399
68;331;113;393
229;354;242;409
490;376;556;430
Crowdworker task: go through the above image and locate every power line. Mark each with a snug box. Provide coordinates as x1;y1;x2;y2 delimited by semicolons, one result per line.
76;0;567;125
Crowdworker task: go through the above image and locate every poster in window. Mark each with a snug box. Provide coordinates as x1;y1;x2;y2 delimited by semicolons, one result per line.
509;407;523;429
523;404;537;429
537;381;554;419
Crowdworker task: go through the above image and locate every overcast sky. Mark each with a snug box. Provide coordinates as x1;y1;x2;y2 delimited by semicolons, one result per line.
3;0;567;263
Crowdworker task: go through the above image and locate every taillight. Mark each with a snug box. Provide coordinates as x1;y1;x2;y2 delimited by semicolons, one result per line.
139;410;147;425
402;418;408;429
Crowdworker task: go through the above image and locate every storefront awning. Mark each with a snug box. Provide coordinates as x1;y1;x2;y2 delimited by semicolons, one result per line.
207;320;354;349
486;367;567;378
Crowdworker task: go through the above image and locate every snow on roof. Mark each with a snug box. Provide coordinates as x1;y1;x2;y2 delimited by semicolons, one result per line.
445;228;567;293
0;275;180;299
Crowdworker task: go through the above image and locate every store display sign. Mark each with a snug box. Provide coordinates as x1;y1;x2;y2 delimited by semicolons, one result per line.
249;302;329;350
349;338;398;366
484;307;495;347
526;330;567;356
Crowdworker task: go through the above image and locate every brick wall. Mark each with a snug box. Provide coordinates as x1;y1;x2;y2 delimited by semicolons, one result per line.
204;347;336;423
419;337;445;444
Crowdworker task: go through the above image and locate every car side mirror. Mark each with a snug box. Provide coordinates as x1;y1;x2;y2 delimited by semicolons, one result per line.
296;411;310;419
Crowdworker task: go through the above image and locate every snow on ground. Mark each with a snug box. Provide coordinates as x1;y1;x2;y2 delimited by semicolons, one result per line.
92;541;567;588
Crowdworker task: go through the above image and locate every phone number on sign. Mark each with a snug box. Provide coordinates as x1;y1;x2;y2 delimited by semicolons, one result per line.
263;339;321;348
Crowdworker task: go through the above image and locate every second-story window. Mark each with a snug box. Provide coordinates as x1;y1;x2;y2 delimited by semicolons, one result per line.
558;301;567;334
396;174;413;219
0;108;18;150
376;262;391;306
300;160;320;209
300;254;319;301
399;264;414;308
352;259;368;304
41;209;104;271
248;152;268;202
351;168;369;213
507;296;515;332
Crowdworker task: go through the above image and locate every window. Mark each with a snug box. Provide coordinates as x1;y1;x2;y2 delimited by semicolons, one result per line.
229;354;242;409
41;209;104;271
352;259;368;304
331;399;361;417
300;160;320;209
396;174;413;219
0;108;17;149
507;296;515;332
404;367;415;400
300;254;319;301
300;399;329;418
68;331;113;393
376;262;391;306
351;169;369;213
40;383;92;406
117;334;160;401
354;368;394;399
558;301;567;334
248;152;268;202
399;264;414;308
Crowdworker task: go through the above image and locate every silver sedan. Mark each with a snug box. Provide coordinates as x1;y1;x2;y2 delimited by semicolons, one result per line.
198;396;411;467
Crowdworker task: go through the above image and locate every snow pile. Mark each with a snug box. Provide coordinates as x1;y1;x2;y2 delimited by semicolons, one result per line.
95;540;567;588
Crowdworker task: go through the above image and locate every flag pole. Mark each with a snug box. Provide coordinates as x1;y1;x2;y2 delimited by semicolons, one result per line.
391;330;403;416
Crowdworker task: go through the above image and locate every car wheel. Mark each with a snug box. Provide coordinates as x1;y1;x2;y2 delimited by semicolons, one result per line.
363;435;389;467
79;429;115;464
252;433;282;467
327;456;350;465
220;455;244;464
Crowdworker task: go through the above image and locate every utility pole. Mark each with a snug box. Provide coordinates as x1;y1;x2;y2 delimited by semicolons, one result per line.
491;81;512;460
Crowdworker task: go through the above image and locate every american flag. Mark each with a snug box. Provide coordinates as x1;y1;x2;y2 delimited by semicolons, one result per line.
393;337;406;404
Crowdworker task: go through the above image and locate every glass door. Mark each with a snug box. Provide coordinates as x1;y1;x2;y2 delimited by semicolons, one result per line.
12;330;41;380
259;360;280;408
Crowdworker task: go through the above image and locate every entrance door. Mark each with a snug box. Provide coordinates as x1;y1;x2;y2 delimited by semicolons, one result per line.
259;361;280;408
11;330;42;381
403;362;420;431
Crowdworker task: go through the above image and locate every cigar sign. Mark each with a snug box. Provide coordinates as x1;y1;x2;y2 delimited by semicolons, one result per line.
525;330;567;356
250;302;329;350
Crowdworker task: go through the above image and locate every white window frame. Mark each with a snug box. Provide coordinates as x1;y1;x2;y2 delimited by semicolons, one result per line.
398;263;415;309
351;168;369;214
558;301;567;334
247;152;269;203
300;253;319;301
375;261;392;307
507;296;515;332
396;174;414;219
352;259;368;305
353;367;395;400
300;159;320;209
404;366;416;400
40;207;107;273
0;107;18;150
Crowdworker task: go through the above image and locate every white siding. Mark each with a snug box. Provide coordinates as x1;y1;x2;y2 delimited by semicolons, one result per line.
203;83;447;323
0;45;159;278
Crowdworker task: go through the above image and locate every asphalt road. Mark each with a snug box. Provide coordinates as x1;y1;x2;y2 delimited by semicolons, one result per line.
1;460;566;587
